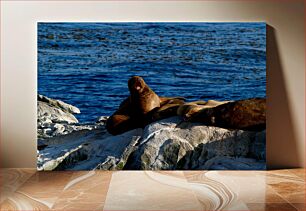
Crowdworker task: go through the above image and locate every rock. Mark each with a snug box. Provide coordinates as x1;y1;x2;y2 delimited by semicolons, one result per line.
125;117;265;170
202;156;266;170
53;123;65;135
96;116;109;124
38;101;78;124
37;94;103;140
37;95;266;171
38;94;80;114
37;127;142;170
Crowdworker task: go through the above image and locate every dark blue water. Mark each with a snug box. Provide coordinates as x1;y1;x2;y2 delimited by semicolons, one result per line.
38;22;266;123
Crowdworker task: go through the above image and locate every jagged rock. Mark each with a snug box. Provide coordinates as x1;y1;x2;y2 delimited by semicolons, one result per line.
125;117;265;170
37;95;266;171
201;156;266;170
96;116;109;124
37;128;142;170
37;94;103;140
38;94;80;114
38;101;78;124
37;116;265;170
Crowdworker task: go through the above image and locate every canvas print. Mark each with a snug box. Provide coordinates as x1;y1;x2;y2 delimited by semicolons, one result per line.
37;22;266;170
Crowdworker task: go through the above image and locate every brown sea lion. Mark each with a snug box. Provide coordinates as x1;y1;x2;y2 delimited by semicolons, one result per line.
187;98;266;131
177;100;230;119
149;97;185;122
106;76;160;135
106;97;136;135
159;96;185;106
106;76;185;135
128;76;160;117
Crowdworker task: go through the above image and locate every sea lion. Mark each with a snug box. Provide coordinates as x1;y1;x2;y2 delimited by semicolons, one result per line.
106;76;160;135
159;96;186;106
106;76;185;135
187;98;266;131
128;76;160;118
106;97;136;135
177;100;230;119
150;98;185;122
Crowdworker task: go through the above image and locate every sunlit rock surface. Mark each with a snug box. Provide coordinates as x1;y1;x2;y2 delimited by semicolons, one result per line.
37;95;265;170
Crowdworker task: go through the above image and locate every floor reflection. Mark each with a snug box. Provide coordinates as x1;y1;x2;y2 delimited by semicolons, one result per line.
0;169;304;210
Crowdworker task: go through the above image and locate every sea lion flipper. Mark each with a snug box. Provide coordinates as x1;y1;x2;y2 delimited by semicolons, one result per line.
106;114;138;135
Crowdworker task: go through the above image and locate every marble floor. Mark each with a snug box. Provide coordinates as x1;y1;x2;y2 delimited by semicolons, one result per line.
0;169;304;211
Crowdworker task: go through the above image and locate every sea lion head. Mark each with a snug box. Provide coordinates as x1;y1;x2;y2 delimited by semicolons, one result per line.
128;76;148;94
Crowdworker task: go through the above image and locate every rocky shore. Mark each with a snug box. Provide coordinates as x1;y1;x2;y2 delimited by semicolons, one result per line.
37;95;266;171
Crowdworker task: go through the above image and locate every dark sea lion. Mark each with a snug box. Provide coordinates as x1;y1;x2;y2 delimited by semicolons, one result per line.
187;98;266;131
106;97;136;135
106;76;185;135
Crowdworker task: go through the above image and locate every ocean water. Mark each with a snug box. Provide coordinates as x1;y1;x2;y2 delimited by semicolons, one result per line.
38;22;266;123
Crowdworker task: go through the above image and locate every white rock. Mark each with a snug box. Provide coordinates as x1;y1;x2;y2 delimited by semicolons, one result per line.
125;117;265;170
37;116;265;170
37;127;143;170
96;116;109;124
37;96;266;171
38;101;78;124
38;94;80;114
